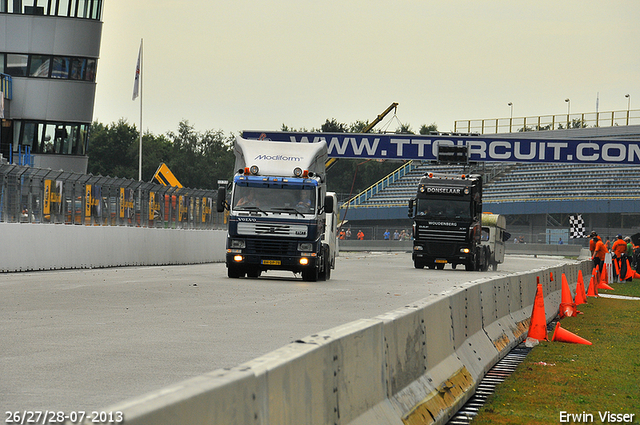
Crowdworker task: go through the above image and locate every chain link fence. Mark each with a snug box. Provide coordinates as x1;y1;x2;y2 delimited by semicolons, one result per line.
0;164;227;229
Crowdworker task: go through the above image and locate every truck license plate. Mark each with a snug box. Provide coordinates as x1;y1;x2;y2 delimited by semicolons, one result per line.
262;259;281;265
435;259;448;264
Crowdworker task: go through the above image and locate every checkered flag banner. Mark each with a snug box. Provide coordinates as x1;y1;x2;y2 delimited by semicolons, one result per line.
569;214;585;238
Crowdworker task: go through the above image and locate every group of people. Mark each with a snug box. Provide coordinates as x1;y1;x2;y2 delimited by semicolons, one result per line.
383;229;411;241
590;231;637;282
338;228;364;240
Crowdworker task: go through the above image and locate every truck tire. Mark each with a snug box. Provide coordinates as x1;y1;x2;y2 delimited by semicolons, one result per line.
318;245;331;281
465;254;476;271
302;266;319;282
228;265;244;278
246;268;262;278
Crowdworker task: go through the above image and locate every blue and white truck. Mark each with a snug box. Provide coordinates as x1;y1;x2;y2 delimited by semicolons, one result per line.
217;136;337;281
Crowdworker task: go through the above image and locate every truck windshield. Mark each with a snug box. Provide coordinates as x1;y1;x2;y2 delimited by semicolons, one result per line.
232;185;317;215
416;199;471;220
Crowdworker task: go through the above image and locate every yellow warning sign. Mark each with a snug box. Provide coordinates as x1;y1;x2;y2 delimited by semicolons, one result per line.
153;163;183;188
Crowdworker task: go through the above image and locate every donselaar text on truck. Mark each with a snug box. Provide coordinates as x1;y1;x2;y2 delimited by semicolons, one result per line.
217;136;337;281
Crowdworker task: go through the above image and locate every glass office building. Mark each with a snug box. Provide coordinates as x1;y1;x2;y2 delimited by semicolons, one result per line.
0;0;103;173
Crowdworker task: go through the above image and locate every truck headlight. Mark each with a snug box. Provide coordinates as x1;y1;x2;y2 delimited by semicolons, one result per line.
413;246;423;251
460;248;470;253
230;239;246;249
298;242;313;251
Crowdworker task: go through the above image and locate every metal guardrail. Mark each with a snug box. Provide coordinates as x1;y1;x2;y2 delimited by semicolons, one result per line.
0;164;225;229
454;109;640;134
342;160;416;209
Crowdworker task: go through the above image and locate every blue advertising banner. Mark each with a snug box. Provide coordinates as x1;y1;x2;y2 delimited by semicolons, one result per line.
242;131;640;165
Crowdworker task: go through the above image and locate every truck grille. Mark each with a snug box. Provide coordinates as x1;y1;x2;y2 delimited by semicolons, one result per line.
246;239;298;255
238;222;308;238
417;224;467;243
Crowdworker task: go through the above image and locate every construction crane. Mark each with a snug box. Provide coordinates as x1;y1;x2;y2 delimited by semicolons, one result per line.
325;102;398;170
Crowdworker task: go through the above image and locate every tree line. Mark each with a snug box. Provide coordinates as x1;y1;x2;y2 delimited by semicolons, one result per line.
87;118;438;196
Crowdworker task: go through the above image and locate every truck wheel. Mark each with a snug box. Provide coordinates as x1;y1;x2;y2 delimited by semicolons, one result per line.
246;268;261;278
302;266;319;282
465;255;476;271
319;246;331;281
228;265;244;278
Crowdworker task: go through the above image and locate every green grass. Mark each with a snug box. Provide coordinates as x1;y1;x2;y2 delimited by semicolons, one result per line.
473;279;640;425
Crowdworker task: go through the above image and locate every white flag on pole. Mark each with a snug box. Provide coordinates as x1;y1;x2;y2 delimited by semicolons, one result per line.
132;42;141;101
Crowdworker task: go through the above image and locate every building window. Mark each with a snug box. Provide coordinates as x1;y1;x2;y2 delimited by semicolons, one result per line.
0;0;102;19
5;54;28;77
29;55;51;78
10;120;89;156
1;52;97;82
51;57;70;79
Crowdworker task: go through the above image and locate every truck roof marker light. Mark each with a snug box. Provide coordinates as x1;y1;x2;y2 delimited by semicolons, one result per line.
250;165;259;175
302;170;309;178
294;167;303;177
243;167;250;175
428;173;433;178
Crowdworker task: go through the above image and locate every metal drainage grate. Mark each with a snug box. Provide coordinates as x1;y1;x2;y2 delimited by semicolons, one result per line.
446;343;532;424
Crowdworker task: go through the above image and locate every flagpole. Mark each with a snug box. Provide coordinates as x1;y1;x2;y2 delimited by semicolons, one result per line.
138;38;143;181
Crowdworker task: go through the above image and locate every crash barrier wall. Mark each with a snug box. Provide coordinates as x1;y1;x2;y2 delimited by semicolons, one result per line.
339;239;585;257
94;260;592;425
0;164;225;229
0;223;227;272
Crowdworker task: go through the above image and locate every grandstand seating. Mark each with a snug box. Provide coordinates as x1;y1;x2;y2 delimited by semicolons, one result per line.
342;162;640;211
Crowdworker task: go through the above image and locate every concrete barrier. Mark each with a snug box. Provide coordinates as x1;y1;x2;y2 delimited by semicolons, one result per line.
338;240;587;258
0;223;227;272
89;260;593;425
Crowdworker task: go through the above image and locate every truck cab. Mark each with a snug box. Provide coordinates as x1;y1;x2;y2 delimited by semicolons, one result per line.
218;136;335;281
408;172;488;271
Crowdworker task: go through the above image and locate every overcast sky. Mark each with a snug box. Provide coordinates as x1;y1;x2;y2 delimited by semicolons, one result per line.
92;1;640;137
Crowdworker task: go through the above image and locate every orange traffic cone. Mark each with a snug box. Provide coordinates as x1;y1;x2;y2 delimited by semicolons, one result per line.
587;275;598;297
559;274;577;318
551;322;592;345
527;282;548;341
624;259;636;281
598;264;614;290
575;271;587;306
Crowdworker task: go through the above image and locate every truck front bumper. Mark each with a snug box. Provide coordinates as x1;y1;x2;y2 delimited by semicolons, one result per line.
226;252;318;272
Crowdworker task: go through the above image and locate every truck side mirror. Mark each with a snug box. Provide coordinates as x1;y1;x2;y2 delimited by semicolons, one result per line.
216;187;227;212
408;199;414;218
324;195;334;214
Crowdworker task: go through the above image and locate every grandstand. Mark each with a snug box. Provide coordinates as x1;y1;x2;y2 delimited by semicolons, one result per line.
339;125;640;243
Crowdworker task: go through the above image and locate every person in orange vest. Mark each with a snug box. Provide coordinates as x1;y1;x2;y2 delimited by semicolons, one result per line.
592;234;607;271
589;231;602;259
611;234;627;281
338;229;346;240
357;230;364;240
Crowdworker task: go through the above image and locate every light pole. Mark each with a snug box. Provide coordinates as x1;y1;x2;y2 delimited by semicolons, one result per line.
625;94;630;125
565;98;570;128
508;102;513;132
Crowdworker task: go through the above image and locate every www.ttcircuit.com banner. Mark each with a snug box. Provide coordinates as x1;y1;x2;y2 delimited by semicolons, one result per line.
242;131;640;165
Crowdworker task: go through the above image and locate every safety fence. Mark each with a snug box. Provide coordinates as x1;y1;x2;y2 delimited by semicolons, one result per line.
0;164;226;229
454;108;640;134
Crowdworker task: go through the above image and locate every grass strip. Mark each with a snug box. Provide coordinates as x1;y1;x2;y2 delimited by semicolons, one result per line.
473;279;640;425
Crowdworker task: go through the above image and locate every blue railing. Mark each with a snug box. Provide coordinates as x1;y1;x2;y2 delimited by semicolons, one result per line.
1;73;11;100
342;161;416;209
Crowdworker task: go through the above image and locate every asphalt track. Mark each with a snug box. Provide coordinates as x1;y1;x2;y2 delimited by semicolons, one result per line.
1;253;573;413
